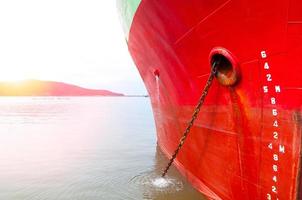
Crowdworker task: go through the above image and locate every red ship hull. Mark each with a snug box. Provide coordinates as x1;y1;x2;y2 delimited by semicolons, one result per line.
123;0;302;199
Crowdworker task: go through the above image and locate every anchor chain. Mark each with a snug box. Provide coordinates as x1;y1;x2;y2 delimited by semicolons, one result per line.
161;63;218;177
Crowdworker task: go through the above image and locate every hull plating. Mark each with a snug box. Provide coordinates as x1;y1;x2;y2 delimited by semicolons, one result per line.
124;0;302;199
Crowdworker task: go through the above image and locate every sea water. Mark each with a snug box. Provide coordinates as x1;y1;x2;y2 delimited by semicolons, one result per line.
0;97;205;200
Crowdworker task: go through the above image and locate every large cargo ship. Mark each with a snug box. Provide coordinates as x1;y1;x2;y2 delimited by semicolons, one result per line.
117;1;302;199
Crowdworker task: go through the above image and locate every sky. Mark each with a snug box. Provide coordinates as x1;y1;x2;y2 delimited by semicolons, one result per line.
0;0;146;95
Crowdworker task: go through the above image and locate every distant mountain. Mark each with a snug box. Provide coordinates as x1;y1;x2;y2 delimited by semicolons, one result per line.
0;80;124;96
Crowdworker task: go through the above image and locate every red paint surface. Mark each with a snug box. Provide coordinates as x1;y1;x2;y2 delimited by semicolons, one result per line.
127;0;302;199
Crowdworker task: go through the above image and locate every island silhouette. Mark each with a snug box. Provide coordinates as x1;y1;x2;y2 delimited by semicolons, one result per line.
0;80;124;96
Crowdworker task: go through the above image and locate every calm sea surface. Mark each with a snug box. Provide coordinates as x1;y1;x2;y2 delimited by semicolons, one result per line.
0;97;205;200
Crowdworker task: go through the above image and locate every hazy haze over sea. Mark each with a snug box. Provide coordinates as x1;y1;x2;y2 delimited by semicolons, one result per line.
0;97;205;200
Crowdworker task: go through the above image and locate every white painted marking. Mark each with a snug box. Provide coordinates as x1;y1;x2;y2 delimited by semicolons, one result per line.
272;109;278;116
273;175;277;183
279;145;285;154
272;186;277;193
261;51;267;58
273;131;278;139
263;86;268;93
275;85;281;93
267;193;272;200
273;165;278;172
273;120;279;127
260;51;282;197
273;154;278;161
264;62;270;69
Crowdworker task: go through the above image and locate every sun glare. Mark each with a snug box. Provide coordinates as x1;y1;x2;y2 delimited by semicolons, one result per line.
0;1;146;94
